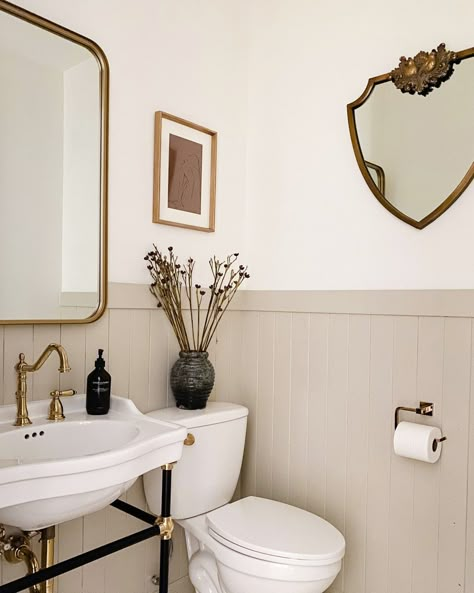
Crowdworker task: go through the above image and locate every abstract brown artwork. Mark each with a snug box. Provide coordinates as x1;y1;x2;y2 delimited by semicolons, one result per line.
168;134;203;214
153;111;217;232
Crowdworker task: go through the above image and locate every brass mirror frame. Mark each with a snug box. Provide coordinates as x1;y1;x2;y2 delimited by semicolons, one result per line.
347;46;474;229
0;0;109;324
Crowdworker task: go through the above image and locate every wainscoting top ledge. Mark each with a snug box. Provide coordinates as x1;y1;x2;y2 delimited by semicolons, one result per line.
109;283;474;318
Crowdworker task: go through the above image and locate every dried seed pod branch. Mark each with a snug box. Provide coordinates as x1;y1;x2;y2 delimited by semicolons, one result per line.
145;247;248;352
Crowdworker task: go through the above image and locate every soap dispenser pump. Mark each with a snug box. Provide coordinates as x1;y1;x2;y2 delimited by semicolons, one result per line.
86;349;111;415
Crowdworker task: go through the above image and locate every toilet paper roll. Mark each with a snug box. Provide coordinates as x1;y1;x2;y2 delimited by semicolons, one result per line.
393;421;443;463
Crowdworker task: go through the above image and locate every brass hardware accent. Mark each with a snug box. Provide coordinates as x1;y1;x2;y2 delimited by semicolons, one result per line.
347;45;474;229
395;402;447;446
48;389;77;421
155;516;174;541
391;43;457;95
184;433;195;446
432;435;448;452
14;344;71;426
40;526;55;593
1;532;41;593
161;462;176;471
0;0;108;326
394;401;434;429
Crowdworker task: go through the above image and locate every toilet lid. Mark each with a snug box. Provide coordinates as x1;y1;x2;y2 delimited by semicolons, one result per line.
207;497;345;565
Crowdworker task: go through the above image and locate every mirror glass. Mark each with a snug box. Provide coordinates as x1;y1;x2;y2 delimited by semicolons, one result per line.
348;49;474;228
0;5;107;322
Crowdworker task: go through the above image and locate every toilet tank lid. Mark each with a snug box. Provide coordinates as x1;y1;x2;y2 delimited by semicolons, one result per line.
147;402;248;429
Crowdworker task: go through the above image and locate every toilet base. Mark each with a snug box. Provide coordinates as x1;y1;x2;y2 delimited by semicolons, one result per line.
188;550;221;593
216;562;336;593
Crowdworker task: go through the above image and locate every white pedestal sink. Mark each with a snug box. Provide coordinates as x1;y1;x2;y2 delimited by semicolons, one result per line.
0;395;186;530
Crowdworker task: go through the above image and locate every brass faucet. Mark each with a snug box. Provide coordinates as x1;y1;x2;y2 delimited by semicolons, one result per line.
15;344;72;426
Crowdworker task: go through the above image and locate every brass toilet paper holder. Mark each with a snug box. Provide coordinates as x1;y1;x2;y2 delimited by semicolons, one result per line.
394;401;447;450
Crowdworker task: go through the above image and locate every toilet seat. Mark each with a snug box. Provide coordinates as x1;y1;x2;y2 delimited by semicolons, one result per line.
206;496;345;567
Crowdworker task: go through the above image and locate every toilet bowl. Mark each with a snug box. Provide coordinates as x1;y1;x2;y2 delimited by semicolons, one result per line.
144;403;345;593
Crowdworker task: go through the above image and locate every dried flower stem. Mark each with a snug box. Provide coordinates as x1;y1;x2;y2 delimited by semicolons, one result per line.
145;246;249;352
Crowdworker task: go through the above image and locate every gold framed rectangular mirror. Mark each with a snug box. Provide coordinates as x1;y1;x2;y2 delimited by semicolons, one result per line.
0;0;108;324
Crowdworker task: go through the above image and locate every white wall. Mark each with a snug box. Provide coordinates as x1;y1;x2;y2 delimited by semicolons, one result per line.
0;50;63;318
14;0;250;289
245;0;474;289
11;0;474;294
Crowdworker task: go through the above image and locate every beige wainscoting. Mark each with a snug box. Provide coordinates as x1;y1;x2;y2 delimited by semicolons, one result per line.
1;284;474;593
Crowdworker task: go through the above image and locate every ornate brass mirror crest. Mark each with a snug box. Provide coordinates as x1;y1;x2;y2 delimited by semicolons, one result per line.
348;43;474;229
391;43;456;96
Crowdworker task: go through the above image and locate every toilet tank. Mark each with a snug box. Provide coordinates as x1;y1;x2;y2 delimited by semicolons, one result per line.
143;402;248;520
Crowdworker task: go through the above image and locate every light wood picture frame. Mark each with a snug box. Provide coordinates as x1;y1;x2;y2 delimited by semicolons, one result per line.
153;111;217;232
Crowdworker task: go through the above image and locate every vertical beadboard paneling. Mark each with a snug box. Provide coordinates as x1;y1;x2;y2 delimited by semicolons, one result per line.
366;316;394;593
108;309;132;397
437;318;471;593
59;324;86;394
57;518;84;593
466;319;474;593
255;312;275;498
412;317;444;593
148;309;170;412
344;315;370;593
124;480;148;593
82;509;107;593
326;314;349;592
307;314;329;518
271;312;292;504
226;310;245;405
129;309;151;412
215;311;245;407
166;323;180;407
0;326;4;405
214;313;234;402
239;311;259;497
84;309;110;375
389;317;418;593
3;287;474;593
288;313;310;509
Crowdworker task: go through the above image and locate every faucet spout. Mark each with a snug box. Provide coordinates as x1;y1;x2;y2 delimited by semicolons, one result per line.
20;343;71;374
14;344;72;426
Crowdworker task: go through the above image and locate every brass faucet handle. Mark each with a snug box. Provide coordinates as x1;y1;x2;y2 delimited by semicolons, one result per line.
50;389;76;398
48;389;77;421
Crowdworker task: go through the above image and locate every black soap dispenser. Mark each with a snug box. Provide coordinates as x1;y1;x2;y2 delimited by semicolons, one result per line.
86;349;111;415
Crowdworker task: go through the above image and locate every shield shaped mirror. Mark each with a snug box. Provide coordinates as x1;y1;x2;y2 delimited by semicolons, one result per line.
347;44;474;229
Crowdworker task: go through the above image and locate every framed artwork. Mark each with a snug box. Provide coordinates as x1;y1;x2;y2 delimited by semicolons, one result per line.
153;111;217;232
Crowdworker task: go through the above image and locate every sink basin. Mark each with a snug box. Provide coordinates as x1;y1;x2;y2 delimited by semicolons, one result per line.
0;395;186;530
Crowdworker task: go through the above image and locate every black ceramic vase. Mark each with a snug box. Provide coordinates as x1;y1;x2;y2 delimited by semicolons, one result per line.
170;351;215;409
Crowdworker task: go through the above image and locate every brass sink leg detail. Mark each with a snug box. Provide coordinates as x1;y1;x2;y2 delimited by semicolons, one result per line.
156;516;174;541
1;532;41;593
40;526;55;593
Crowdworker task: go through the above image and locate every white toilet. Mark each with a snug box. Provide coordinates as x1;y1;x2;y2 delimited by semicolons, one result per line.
144;402;345;593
